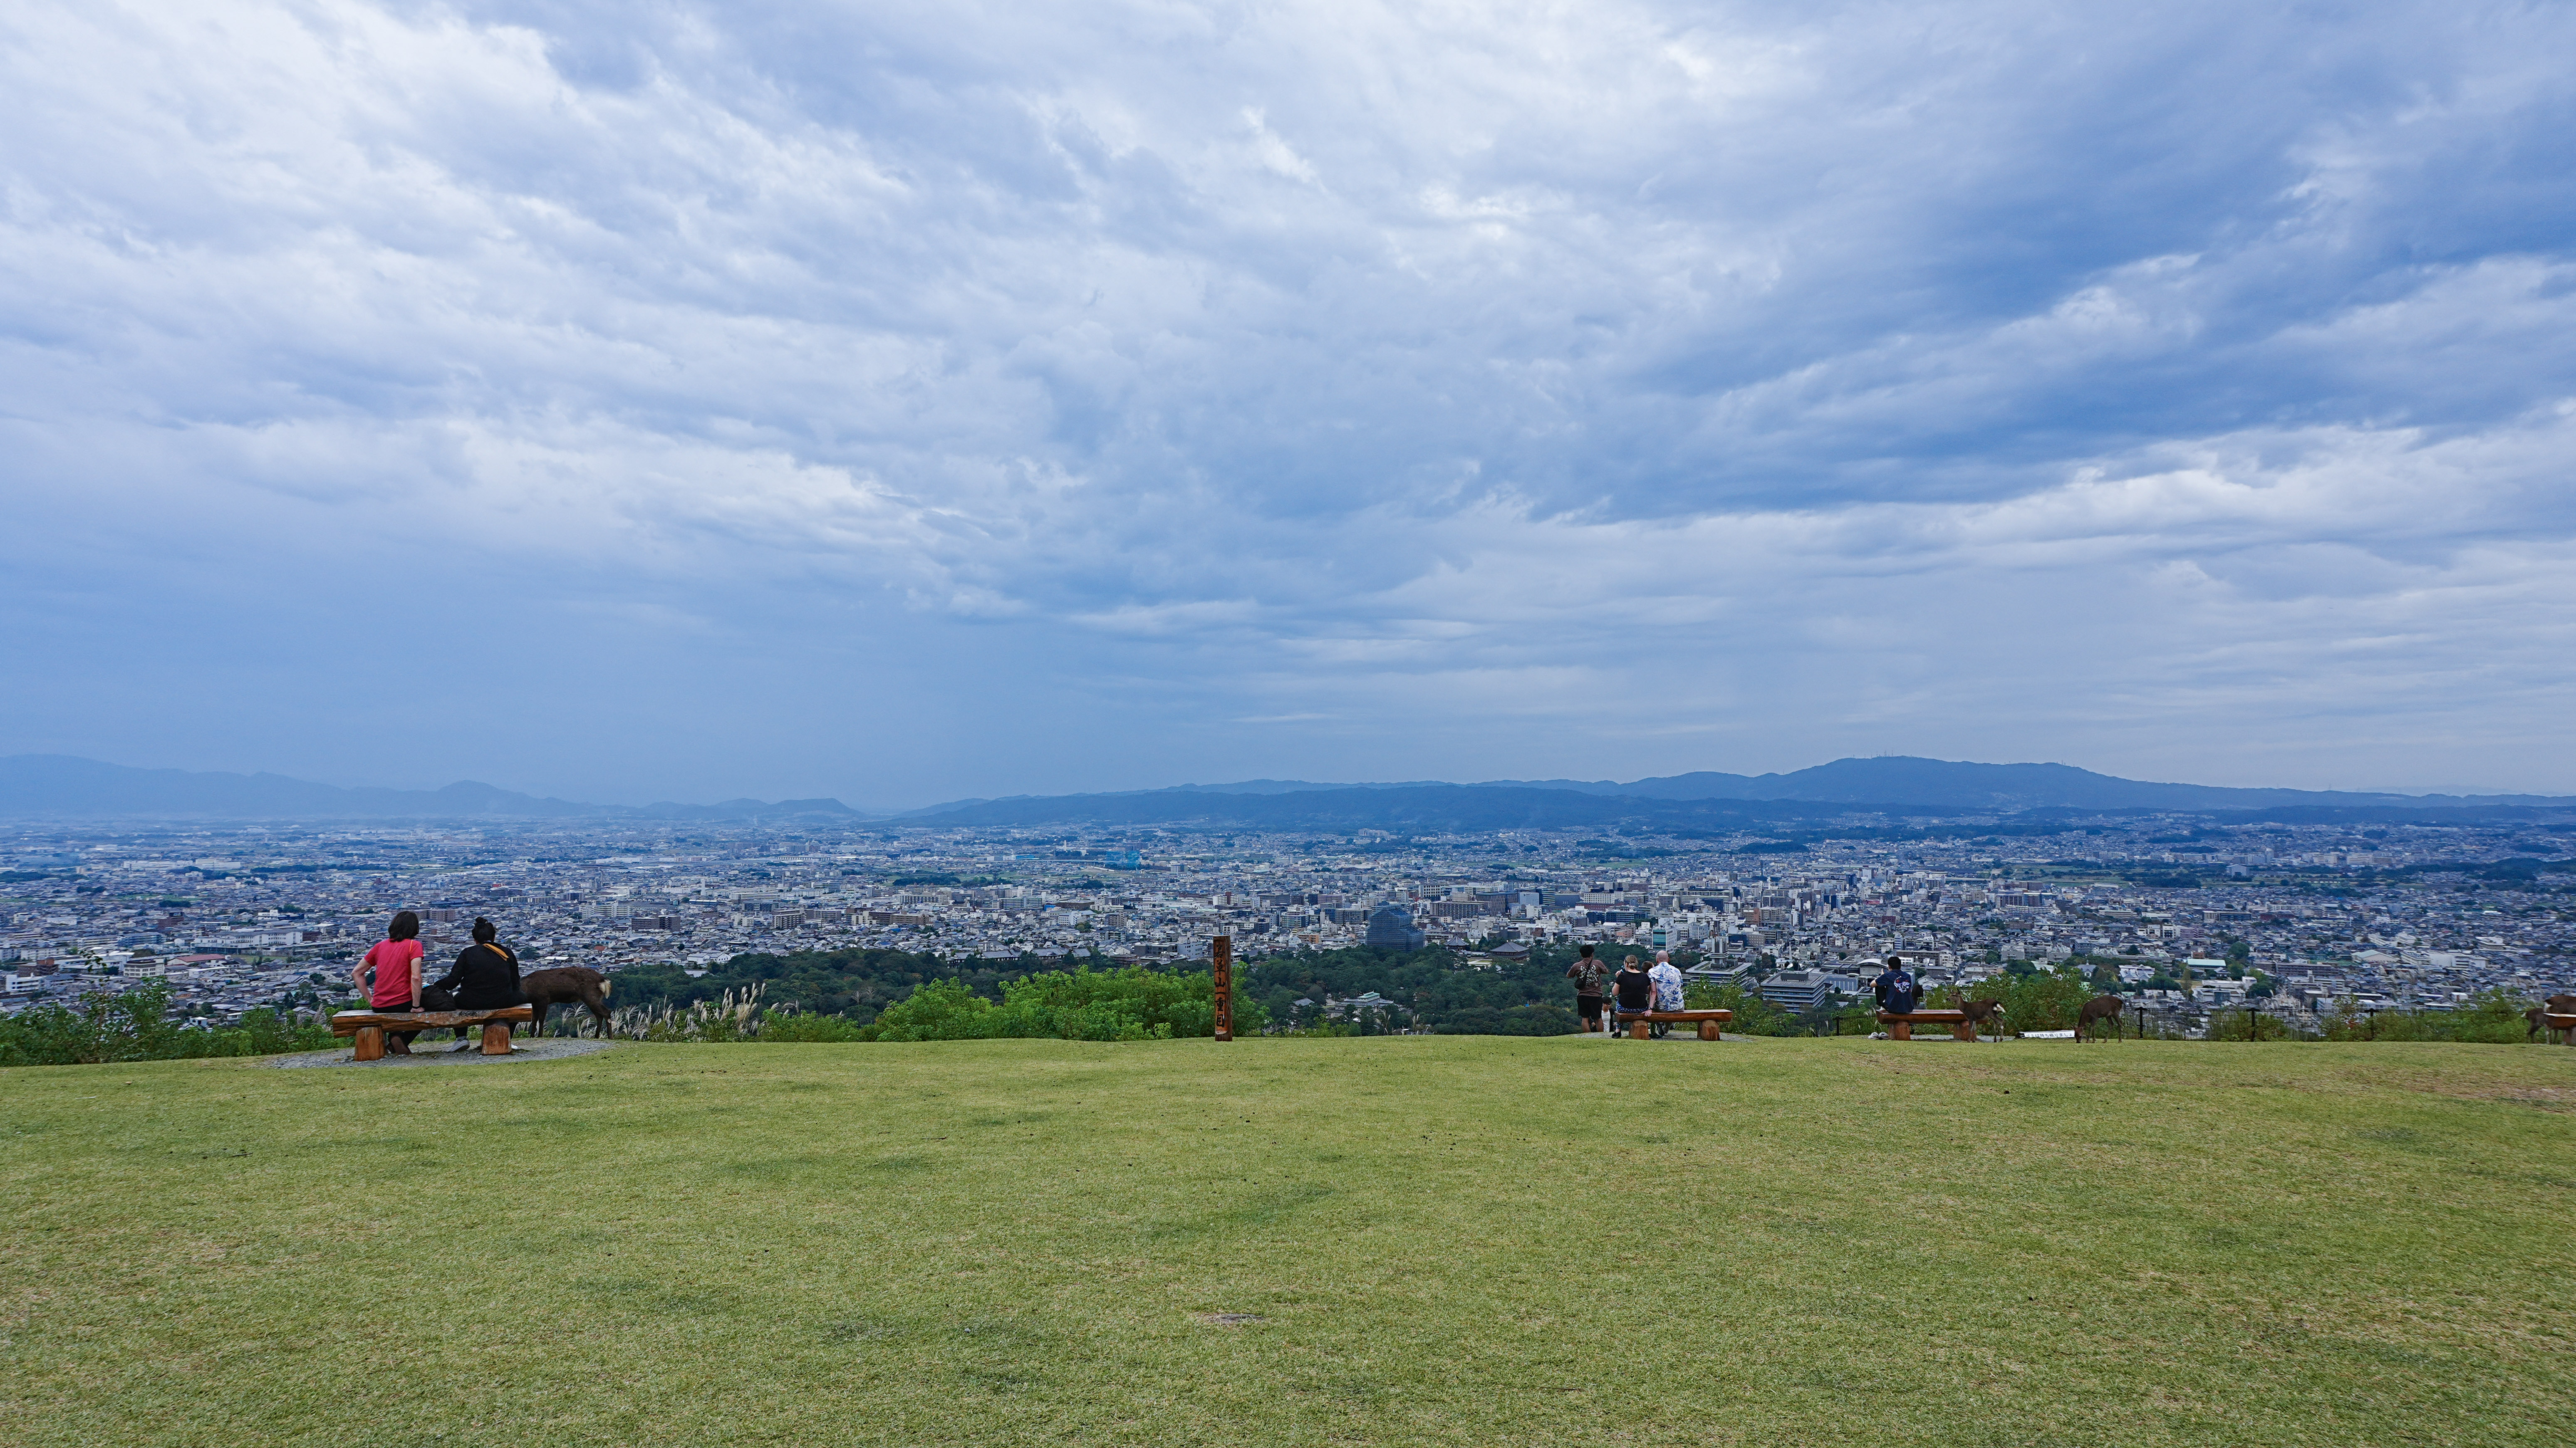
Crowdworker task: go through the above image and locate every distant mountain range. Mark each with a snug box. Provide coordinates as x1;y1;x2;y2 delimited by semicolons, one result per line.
5;752;2571;825
0;755;866;822
902;757;2576;823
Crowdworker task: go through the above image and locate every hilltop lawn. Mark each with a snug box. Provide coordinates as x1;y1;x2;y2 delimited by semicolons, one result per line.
5;1036;2573;1446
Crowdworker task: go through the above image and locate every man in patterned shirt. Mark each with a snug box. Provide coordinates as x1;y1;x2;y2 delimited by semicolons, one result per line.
1566;943;1610;1032
1647;950;1686;1037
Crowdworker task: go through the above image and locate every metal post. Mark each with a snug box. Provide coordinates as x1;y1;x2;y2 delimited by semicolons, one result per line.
1212;935;1233;1042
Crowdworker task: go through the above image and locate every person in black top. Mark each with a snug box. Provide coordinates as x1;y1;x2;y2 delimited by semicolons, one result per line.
1566;943;1610;1032
429;917;528;1049
1611;954;1653;1035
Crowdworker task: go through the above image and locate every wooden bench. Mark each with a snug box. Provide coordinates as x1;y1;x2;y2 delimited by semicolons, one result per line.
1613;1009;1734;1041
1878;1009;1978;1041
2543;1012;2576;1047
332;1006;534;1061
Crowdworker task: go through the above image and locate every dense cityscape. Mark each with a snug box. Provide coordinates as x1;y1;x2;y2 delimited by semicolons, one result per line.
7;809;2570;1035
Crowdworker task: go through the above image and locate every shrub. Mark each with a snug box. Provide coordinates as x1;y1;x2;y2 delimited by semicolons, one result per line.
2322;988;2544;1045
1930;965;2092;1033
1684;980;1796;1035
755;1010;869;1042
856;965;1259;1042
0;982;336;1067
1427;1005;1580;1036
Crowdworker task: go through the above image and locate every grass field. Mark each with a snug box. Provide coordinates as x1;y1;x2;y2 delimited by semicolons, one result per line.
6;1035;2574;1447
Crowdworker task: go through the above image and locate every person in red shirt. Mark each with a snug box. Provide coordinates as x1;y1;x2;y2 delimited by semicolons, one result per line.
352;911;427;1055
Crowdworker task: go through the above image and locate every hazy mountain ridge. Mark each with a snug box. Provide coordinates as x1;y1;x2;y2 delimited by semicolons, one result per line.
8;752;2571;824
0;755;864;822
914;757;2574;816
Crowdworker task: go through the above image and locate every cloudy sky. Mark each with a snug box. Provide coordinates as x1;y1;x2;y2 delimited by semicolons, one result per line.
5;0;2573;807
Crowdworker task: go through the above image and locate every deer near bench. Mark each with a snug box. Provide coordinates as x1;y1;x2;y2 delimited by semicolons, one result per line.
1958;998;2007;1037
519;966;614;1038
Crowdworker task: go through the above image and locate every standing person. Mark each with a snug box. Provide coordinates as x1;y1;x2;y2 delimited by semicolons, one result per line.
1612;954;1653;1036
1566;944;1610;1033
1648;950;1686;1038
1872;954;1920;1020
352;910;426;1055
429;918;528;1051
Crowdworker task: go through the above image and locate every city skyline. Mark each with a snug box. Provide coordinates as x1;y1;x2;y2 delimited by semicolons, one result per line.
7;2;2574;803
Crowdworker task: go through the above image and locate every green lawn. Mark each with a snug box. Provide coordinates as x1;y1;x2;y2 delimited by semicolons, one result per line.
5;1036;2573;1446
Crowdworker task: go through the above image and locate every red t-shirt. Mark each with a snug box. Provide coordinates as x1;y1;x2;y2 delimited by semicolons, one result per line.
365;939;424;1008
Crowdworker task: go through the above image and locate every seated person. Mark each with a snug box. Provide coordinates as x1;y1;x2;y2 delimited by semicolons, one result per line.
1647;950;1686;1037
1612;954;1653;1031
1872;955;1920;1017
427;917;529;1049
352;910;426;1055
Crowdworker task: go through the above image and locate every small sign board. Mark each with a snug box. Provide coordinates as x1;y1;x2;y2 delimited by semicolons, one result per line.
1211;935;1233;1042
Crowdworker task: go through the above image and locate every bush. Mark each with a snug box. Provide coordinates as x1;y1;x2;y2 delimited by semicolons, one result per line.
755;1011;869;1042
1684;980;1797;1035
1427;1005;1580;1036
2204;1008;2306;1042
2321;988;2543;1044
0;982;336;1067
1932;965;2093;1033
857;965;1260;1042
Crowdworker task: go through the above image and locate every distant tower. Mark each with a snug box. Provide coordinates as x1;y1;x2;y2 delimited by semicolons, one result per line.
1364;903;1425;950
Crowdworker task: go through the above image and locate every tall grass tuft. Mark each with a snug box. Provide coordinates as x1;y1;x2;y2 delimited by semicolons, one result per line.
608;984;872;1042
615;984;768;1042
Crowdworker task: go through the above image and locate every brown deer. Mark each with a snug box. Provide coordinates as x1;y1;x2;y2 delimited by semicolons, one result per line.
2526;992;2576;1043
1959;997;2007;1037
2076;994;2128;1041
520;966;614;1038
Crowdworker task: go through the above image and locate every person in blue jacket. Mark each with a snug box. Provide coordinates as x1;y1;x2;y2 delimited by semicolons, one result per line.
1872;955;1920;1016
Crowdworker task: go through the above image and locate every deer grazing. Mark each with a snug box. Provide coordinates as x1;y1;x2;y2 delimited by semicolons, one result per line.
2076;994;2128;1040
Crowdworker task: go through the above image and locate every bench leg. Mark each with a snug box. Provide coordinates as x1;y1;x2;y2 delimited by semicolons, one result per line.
1890;1021;1912;1040
1630;1019;1651;1040
481;1022;513;1055
1698;1020;1720;1041
1953;1021;1977;1041
353;1026;385;1062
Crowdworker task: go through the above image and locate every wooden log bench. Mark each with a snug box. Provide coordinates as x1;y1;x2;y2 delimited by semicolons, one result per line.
332;1006;534;1061
1878;1009;1978;1042
1613;1009;1734;1040
2544;1011;2576;1047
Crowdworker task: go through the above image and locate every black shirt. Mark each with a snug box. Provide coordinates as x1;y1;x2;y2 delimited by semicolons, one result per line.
1612;966;1652;1011
435;943;527;1009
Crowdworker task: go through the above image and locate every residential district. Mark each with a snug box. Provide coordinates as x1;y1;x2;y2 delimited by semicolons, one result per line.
4;812;2571;1035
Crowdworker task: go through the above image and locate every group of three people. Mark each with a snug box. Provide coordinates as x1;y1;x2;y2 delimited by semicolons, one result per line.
1565;943;1686;1035
350;909;529;1055
1565;944;1925;1035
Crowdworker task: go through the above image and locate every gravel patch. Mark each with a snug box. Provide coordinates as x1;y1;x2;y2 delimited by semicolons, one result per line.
265;1038;624;1069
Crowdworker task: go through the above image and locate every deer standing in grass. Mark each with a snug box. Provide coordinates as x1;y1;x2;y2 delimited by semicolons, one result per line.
2076;994;2128;1041
520;966;614;1038
2526;992;2576;1044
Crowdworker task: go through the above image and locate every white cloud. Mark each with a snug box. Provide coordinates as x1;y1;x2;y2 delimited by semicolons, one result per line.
2;0;2572;800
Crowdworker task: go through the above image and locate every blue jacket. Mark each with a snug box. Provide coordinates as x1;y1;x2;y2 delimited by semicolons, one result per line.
1873;968;1920;1014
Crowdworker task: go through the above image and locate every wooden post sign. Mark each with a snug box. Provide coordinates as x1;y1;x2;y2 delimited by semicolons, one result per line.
1211;934;1233;1042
